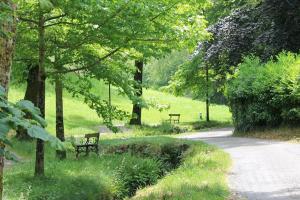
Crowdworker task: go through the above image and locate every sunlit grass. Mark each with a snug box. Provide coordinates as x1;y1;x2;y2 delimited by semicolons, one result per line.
8;81;231;135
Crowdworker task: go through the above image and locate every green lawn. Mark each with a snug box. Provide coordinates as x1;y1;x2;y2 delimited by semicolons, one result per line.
8;81;231;135
4;136;231;200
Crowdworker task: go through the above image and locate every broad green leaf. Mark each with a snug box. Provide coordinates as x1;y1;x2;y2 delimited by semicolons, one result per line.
0;120;10;135
16;100;47;127
27;125;51;141
0;101;8;108
12;117;31;130
7;106;23;118
27;125;64;150
16;100;40;115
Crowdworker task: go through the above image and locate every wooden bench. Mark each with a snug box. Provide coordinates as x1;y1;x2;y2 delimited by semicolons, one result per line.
74;133;100;158
169;114;180;124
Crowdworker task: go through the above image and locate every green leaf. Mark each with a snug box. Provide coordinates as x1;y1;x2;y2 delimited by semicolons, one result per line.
4;150;18;161
27;125;51;141
39;0;54;10
16;100;40;115
16;100;47;127
0;86;5;97
7;106;23;118
0;119;10;136
0;101;8;108
27;125;64;150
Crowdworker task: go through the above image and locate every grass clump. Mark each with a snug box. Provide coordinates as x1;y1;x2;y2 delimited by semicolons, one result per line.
114;157;163;198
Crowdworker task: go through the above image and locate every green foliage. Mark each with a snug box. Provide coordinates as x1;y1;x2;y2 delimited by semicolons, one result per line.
144;50;189;89
227;52;300;132
0;1;14;38
115;156;163;198
0;86;63;154
205;0;260;24
131;122;188;136
13;0;211;131
168;53;227;104
191;120;233;130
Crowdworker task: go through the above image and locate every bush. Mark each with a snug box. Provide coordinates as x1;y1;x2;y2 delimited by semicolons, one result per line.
133;122;188;136
191;120;232;130
227;52;300;132
114;156;163;199
104;141;190;170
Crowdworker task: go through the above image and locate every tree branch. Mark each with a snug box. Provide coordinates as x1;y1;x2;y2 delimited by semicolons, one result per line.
19;17;38;24
132;38;175;42
45;14;67;22
49;47;122;74
44;21;86;28
150;1;180;22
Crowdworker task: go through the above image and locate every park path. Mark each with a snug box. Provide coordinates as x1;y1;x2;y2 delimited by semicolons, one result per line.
182;128;300;200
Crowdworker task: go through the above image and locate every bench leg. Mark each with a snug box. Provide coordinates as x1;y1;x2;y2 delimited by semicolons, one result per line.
85;146;89;156
96;146;99;156
76;148;80;158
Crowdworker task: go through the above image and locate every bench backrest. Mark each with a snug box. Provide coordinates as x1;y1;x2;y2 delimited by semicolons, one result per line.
84;133;100;145
169;114;180;118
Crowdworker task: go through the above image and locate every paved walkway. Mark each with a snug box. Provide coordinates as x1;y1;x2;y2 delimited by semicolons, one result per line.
182;128;300;200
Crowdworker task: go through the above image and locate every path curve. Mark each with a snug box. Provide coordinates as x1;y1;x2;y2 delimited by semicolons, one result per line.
182;128;300;200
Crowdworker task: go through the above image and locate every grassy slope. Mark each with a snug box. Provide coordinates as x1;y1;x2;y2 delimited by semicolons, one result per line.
9;81;231;135
4;136;230;200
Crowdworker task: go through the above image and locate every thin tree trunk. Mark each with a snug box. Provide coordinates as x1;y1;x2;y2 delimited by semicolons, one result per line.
0;1;16;198
55;76;66;159
129;60;143;125
35;13;46;177
205;64;210;122
108;82;112;123
16;65;39;140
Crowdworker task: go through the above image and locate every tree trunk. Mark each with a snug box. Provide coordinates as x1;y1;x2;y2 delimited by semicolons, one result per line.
0;1;16;199
0;1;16;94
206;97;210;122
205;64;210;122
35;13;46;177
16;65;39;140
55;76;66;159
129;60;143;125
108;82;112;123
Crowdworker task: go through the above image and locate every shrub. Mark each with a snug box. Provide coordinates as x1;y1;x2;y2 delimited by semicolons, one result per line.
133;122;188;136
114;156;163;199
104;141;189;170
227;52;300;132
